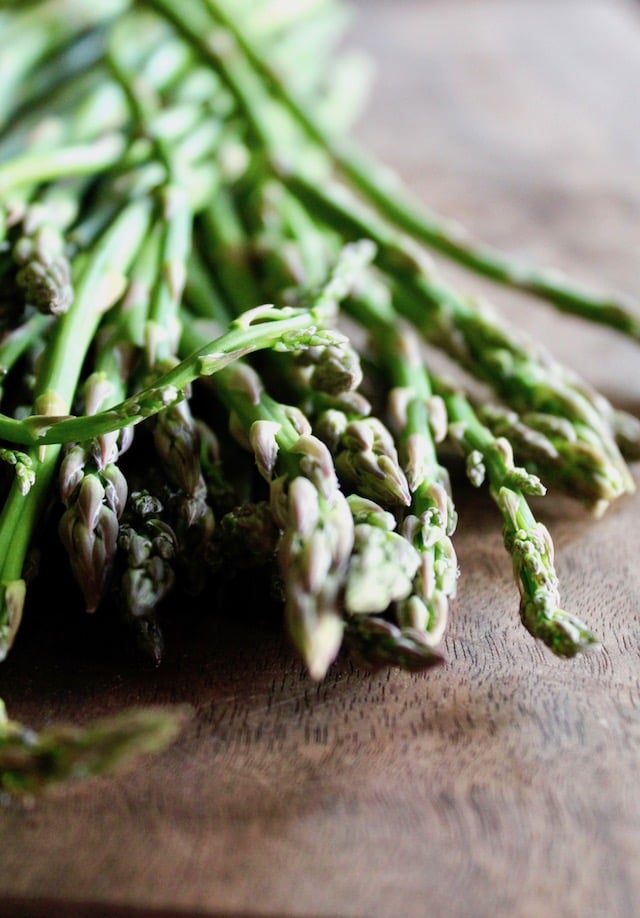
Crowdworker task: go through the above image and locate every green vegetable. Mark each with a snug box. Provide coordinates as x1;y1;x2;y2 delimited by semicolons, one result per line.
0;0;636;794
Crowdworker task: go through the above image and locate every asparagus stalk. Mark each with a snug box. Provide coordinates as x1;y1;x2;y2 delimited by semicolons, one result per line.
477;403;630;512
207;356;354;680
438;378;599;657
379;322;459;647
0;698;188;797
0;303;347;450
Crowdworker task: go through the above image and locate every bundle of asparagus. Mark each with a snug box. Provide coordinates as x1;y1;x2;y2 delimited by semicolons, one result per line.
1;0;638;795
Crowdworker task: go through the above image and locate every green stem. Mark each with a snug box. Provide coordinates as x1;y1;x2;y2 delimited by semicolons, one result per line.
0;306;329;447
0;134;128;194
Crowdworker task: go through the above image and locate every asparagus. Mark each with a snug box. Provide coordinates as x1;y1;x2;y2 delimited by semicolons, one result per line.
211;358;354;680
438;378;599;657
179;244;373;678
277;169;634;510
378;321;458;648
477;403;628;513
10;193;76;316
0;698;188;797
113;489;179;665
152;3;635;507
0;0;637;793
192;0;640;338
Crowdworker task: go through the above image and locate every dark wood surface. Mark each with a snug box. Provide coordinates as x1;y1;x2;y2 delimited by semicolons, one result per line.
2;2;640;916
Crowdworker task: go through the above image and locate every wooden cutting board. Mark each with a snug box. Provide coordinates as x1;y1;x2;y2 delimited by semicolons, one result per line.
2;1;640;915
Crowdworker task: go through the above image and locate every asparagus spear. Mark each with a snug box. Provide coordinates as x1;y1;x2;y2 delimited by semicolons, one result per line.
0;697;188;797
113;489;179;665
478;403;629;513
208;357;354;680
378;320;458;648
438;378;599;657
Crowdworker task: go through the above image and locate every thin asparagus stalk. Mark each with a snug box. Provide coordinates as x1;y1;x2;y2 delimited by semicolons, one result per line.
196;189;265;322
0;134;129;196
55;229;162;617
438;378;599;657
113;490;179;665
109;39;213;533
0;303;348;449
478;403;630;512
58;446;126;613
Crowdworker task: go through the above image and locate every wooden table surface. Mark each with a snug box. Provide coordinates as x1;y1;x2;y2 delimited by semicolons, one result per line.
2;1;640;916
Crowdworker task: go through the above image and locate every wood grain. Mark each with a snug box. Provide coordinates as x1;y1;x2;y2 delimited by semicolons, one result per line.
2;2;640;916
